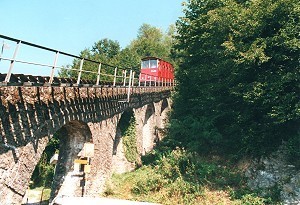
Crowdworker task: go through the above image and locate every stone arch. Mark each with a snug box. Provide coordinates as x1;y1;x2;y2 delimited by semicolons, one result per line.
154;98;171;143
50;120;92;201
160;98;169;118
111;109;136;174
160;98;171;129
160;98;169;115
142;103;156;155
0;85;172;204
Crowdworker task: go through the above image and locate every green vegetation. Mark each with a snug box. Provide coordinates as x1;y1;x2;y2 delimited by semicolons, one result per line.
173;0;299;159
286;134;300;168
30;135;60;188
104;0;298;204
54;1;298;203
119;111;139;163
59;23;176;80
105;148;280;204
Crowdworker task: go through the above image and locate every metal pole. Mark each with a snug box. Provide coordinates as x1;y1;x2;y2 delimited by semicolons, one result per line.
131;71;135;86
113;67;117;86
149;76;152;87
49;51;59;84
127;70;133;102
155;77;157;87
77;58;84;85
0;40;4;62
123;70;127;86
138;73;141;87
96;63;102;85
144;74;147;87
5;40;21;83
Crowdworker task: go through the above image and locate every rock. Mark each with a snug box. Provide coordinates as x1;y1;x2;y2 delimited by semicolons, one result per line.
281;173;300;205
246;144;300;204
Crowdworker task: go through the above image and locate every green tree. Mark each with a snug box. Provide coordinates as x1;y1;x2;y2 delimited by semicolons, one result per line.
59;24;177;81
59;48;98;80
115;48;140;71
172;0;300;156
92;38;121;63
31;135;60;188
59;39;122;81
129;24;175;62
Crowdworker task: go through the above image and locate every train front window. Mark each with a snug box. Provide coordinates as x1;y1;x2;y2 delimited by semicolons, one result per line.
142;60;149;68
142;59;158;68
150;60;157;68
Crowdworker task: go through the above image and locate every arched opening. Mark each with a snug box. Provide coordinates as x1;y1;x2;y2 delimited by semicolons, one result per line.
22;134;60;204
112;110;137;173
23;120;93;204
142;103;156;155
51;121;92;201
160;98;169;128
161;98;169;116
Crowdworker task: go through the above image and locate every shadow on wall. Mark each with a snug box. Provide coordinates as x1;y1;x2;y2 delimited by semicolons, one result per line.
0;85;172;204
0;86;171;158
161;98;168;115
50;120;92;201
0;87;131;157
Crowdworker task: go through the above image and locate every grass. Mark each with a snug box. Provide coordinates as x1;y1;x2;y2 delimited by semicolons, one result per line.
103;148;281;205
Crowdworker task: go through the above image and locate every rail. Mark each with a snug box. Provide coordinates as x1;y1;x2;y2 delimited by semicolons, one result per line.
0;34;175;101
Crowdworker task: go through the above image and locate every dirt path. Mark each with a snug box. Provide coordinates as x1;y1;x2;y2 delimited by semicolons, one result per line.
51;197;160;205
22;189;49;205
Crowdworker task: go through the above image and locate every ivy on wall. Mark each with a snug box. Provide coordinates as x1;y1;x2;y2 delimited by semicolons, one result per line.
119;111;139;163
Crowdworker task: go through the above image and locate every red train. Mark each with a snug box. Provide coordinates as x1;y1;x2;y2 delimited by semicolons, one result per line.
139;57;174;85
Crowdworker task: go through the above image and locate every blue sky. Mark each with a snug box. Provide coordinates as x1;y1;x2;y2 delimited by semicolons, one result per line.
0;0;183;75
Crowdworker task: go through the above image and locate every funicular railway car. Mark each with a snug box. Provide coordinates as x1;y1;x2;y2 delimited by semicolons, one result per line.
139;57;174;85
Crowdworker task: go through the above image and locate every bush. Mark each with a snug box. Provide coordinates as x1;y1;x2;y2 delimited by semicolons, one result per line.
236;194;268;205
286;132;300;168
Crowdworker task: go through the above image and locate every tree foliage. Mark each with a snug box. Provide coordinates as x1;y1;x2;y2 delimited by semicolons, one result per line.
31;135;60;188
59;24;176;80
172;0;300;156
129;24;174;61
59;39;121;80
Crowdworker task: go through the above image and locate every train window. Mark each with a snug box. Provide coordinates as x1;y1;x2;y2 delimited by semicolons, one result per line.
141;59;158;68
150;60;157;68
142;60;149;68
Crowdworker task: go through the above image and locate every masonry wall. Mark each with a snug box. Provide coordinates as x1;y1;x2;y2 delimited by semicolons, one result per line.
0;86;171;204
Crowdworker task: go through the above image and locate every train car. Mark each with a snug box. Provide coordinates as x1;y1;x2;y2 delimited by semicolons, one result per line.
139;57;174;85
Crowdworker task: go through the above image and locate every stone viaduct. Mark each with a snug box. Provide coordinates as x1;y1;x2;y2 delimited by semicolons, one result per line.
0;85;172;204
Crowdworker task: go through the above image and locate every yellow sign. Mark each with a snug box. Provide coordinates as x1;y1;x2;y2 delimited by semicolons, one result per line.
74;159;88;165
